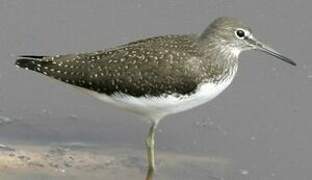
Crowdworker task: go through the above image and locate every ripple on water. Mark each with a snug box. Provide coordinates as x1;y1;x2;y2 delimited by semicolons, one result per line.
0;115;14;126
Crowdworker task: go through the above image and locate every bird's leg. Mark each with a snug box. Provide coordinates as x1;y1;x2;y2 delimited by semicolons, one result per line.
145;121;158;180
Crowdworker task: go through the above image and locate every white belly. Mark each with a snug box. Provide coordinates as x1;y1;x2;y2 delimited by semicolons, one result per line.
84;72;236;122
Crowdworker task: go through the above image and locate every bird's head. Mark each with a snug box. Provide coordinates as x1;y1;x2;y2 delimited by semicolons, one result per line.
200;17;296;66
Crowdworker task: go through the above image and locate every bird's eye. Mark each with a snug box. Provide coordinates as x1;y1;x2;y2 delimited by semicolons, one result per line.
235;29;245;39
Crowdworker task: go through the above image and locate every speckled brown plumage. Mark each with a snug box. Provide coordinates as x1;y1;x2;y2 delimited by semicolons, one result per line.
16;36;233;97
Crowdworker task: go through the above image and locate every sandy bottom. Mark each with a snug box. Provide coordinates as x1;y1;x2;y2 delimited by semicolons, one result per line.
0;143;230;180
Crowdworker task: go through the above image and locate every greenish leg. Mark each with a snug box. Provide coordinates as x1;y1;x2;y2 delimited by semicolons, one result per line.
145;121;158;180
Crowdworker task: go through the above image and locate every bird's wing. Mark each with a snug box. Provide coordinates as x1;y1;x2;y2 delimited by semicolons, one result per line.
16;35;203;97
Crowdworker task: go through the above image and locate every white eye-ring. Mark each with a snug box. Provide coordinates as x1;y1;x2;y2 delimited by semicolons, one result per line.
235;28;249;39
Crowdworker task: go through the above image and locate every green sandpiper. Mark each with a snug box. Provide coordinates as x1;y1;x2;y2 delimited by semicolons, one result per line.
15;17;296;180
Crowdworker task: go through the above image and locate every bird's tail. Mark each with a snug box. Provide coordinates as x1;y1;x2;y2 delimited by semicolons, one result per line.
15;55;49;72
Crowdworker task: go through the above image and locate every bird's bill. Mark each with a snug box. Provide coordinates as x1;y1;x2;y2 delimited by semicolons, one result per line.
247;37;296;66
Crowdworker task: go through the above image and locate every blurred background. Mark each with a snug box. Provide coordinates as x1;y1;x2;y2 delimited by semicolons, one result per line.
0;0;311;179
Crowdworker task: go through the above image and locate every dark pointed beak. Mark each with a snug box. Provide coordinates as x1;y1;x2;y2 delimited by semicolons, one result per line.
246;37;296;66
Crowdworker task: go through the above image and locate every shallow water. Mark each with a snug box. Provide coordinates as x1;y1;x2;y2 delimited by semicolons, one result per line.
0;0;312;180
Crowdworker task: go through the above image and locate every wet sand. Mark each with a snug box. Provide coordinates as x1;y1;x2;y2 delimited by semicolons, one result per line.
0;143;229;180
